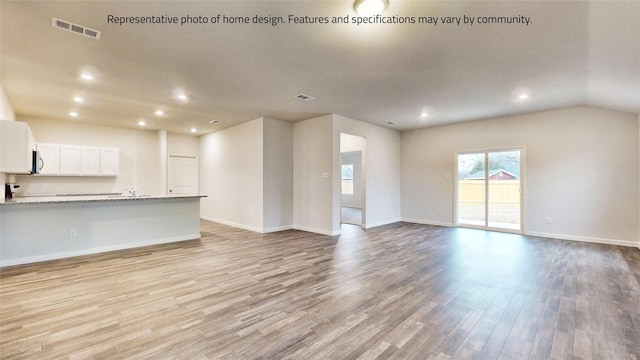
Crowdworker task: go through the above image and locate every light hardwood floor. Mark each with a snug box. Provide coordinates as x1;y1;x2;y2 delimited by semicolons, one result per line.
1;220;639;359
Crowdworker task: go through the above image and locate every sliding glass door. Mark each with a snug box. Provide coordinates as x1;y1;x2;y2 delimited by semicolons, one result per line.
457;149;523;232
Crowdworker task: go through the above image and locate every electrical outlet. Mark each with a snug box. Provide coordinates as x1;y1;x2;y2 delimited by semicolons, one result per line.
69;228;77;238
545;216;552;224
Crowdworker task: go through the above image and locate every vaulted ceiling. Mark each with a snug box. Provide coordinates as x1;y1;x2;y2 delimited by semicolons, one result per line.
1;1;638;134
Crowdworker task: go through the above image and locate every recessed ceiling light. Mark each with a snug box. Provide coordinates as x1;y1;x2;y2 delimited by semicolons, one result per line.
155;109;164;116
190;128;197;133
172;88;189;102
73;96;84;103
69;111;78;117
209;120;222;125
138;120;146;126
354;0;388;16
421;112;428;118
80;72;94;81
386;121;396;125
518;94;529;100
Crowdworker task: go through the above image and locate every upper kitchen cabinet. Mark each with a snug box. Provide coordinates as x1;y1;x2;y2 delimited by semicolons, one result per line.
59;145;81;175
0;120;36;174
80;146;100;176
99;148;119;177
37;143;60;175
38;143;119;177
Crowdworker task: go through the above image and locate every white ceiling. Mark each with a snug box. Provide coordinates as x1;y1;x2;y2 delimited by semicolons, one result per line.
1;1;639;135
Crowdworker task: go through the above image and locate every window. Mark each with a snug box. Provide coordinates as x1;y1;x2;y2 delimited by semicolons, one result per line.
341;164;353;195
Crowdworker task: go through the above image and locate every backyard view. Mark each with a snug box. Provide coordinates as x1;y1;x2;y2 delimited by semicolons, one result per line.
458;150;521;230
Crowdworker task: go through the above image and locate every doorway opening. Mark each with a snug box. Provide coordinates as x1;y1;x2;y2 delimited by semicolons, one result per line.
456;148;524;233
340;133;366;227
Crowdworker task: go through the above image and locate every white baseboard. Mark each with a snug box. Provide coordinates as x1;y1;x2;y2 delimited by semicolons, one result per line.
401;218;455;227
200;216;264;233
263;225;294;233
200;216;293;234
525;231;640;248
363;218;402;229
292;225;340;236
341;205;362;209
0;234;201;267
401;219;639;248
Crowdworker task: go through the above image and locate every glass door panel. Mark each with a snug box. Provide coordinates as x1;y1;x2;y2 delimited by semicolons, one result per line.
488;151;521;230
457;153;486;226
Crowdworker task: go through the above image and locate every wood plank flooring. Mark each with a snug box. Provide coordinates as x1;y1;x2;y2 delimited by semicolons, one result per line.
1;221;639;359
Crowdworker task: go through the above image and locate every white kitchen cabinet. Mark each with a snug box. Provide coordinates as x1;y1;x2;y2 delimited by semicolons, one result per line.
59;145;80;175
0;120;36;174
36;143;60;175
99;147;119;176
80;146;100;176
36;143;119;177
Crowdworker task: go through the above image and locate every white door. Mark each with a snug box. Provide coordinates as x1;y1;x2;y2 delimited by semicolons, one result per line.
168;155;198;195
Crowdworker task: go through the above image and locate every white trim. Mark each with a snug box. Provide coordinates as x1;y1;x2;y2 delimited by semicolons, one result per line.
363;218;402;229
263;225;294;233
401;219;638;248
341;205;362;209
402;218;455;227
200;216;294;234
200;216;263;233
0;234;201;267
293;225;340;236
526;231;639;248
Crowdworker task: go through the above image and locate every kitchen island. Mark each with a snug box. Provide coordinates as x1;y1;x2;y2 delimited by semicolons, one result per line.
0;194;206;267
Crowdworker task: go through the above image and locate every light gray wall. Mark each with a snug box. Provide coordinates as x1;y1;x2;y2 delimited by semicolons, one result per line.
0;85;16;194
0;86;15;121
167;133;199;157
333;114;402;231
263;117;293;232
402;106;639;246
199;118;264;231
293;115;335;235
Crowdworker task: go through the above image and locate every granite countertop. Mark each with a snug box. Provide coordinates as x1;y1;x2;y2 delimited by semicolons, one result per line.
0;194;206;206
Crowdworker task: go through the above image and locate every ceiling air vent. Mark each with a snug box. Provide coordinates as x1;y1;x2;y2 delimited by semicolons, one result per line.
295;94;315;101
52;17;101;40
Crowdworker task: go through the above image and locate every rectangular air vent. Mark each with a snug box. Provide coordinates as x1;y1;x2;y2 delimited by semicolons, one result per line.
52;17;101;40
295;94;315;101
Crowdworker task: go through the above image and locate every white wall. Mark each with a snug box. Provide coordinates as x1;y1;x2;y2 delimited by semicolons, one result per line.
199;118;264;232
293;115;335;235
168;132;199;156
15;117;164;196
0;85;15;121
333;114;402;232
402;106;639;246
0;85;16;193
263;118;293;232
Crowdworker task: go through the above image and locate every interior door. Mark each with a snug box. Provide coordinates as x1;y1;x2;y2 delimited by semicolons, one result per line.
168;155;198;195
457;149;522;233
